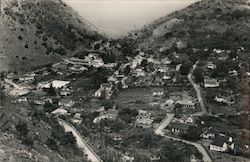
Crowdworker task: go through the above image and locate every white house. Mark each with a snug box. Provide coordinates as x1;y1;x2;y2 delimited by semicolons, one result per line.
58;99;74;107
207;62;216;69
71;113;82;124
201;127;216;139
51;108;68;116
60;88;72;96
204;78;220;88
38;80;70;89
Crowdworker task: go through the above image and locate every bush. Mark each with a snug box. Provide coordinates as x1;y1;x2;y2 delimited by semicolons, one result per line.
22;136;34;146
17;35;23;40
46;138;58;150
193;67;204;83
15;121;29;136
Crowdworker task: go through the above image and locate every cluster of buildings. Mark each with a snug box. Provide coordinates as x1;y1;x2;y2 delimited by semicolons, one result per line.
165;91;196;112
93;108;119;124
201;127;238;153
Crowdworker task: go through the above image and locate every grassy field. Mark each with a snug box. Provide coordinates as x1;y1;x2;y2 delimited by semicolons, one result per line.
113;87;165;111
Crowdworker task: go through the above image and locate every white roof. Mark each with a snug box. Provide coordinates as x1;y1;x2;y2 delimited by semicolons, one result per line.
38;80;70;89
51;108;68;115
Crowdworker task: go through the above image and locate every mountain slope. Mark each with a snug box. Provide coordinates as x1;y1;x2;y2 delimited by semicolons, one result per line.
131;0;250;61
0;0;102;73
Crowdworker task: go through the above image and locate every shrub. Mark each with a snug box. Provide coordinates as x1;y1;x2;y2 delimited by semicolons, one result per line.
24;44;29;49
17;35;23;40
15;121;29;136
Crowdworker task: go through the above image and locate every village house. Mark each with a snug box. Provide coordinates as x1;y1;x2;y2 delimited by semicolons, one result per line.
38;80;70;89
161;57;172;65
16;97;28;103
58;99;74;107
104;63;117;69
228;70;238;77
201;127;217;139
93;109;118;124
214;96;235;105
207;61;216;69
147;57;160;64
153;90;164;97
135;110;153;128
70;65;88;72
34;98;52;105
204;78;220;88
95;83;113;99
168;122;192;134
51;108;69;117
6;72;18;79
19;72;36;82
68;57;91;66
110;133;123;142
132;68;145;77
71;113;82;124
176;100;196;109
177;115;195;124
60;88;72;96
210;135;234;152
176;64;182;71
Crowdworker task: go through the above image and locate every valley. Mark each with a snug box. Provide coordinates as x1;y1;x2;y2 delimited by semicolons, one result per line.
1;0;250;162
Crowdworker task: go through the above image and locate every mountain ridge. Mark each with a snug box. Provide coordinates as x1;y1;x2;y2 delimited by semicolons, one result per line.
0;0;102;73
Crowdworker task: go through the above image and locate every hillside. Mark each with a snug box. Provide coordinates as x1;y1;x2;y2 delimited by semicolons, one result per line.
0;0;101;73
130;0;250;62
0;132;66;162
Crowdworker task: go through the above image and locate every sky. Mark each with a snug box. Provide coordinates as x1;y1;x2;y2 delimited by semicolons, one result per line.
64;0;198;38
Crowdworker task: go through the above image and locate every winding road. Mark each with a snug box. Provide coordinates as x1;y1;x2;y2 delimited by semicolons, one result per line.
163;135;212;162
188;62;207;116
58;119;103;162
154;113;175;135
154;115;212;162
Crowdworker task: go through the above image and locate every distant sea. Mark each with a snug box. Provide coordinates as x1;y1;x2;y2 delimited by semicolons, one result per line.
64;0;198;39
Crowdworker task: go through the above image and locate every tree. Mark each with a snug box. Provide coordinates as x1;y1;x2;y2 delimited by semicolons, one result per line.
124;65;131;76
118;108;138;123
46;138;58;150
22;136;34;146
101;99;114;110
181;126;202;141
43;101;54;113
174;103;183;115
180;60;194;75
15;121;29;136
193;67;204;83
46;83;57;96
111;120;126;132
141;59;148;69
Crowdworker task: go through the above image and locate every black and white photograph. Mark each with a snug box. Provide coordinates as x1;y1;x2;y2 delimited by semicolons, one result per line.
0;0;250;161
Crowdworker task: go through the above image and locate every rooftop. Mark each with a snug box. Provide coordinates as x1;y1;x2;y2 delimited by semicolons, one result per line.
169;122;193;131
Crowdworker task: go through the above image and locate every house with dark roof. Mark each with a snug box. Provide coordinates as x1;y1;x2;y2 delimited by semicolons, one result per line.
168;122;192;134
209;134;234;152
